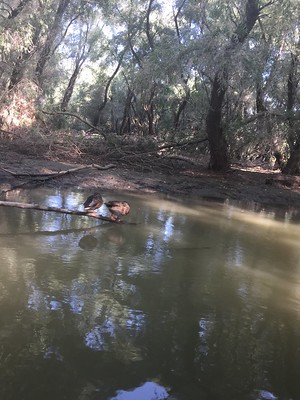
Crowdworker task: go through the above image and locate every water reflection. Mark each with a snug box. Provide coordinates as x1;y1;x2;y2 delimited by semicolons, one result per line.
111;381;169;400
0;189;300;399
79;235;98;251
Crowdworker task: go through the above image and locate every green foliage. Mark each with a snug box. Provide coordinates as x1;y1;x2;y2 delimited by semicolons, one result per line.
0;0;300;168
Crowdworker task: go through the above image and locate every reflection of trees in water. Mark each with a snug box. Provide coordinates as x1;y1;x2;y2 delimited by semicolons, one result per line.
0;195;300;399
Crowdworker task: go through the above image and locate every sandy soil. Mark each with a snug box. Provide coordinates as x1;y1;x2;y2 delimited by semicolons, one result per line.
1;149;300;208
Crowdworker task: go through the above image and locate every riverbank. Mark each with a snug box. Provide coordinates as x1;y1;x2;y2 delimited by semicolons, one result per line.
0;149;300;208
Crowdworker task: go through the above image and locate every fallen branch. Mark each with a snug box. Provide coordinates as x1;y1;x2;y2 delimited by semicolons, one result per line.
157;137;208;151
0;201;121;223
42;110;107;140
0;164;116;180
162;154;198;165
117;137;208;160
0;128;14;136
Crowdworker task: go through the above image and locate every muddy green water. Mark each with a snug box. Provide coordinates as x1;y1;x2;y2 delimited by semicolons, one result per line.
0;189;300;400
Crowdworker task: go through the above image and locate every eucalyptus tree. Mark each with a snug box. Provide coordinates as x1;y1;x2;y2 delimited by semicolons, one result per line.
175;0;286;170
98;0;175;136
279;1;300;174
205;0;259;171
59;6;105;111
0;0;40;91
35;0;71;86
227;0;300;173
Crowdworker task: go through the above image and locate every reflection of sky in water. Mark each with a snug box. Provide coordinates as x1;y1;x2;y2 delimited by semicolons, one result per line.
47;194;64;208
126;309;145;331
2;189;300;400
198;317;212;356
69;294;84;314
48;298;61;310
157;211;175;242
111;381;169;400
27;286;45;310
28;288;62;311
256;390;278;400
43;346;63;361
85;309;145;351
144;228;170;272
85;321;115;351
46;192;80;209
226;240;244;268
163;216;174;241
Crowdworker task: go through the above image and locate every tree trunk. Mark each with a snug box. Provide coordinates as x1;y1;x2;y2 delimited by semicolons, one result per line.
206;70;230;171
143;84;156;136
205;0;259;171
282;52;299;175
8;27;41;90
119;89;134;134
282;137;300;175
174;89;190;129
256;81;266;113
60;59;84;111
92;50;126;127
35;0;70;85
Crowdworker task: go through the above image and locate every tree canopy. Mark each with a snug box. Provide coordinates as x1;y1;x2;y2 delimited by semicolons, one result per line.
0;0;299;173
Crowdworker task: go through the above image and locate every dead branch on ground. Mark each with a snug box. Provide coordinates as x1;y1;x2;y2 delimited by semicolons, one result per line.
1;163;116;193
157;137;208;152
0;163;115;179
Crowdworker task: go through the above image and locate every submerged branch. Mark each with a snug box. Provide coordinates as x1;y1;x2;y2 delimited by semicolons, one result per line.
0;201;118;223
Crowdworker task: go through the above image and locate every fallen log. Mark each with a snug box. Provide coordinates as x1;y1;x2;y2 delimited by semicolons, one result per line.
0;201;119;223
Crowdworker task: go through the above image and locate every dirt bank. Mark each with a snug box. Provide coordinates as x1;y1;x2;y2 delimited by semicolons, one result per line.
1;149;300;208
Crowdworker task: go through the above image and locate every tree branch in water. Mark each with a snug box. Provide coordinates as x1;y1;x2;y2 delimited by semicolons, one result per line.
0;201;119;223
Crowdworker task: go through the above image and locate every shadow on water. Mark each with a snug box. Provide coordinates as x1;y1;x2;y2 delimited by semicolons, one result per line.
0;188;300;400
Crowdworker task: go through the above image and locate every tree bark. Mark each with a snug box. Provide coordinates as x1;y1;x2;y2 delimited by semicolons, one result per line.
174;89;190;129
8;27;41;90
0;201;120;223
143;84;156;136
119;89;134;134
145;0;155;49
60;59;85;111
282;52;300;174
35;0;70;85
206;70;229;171
205;0;260;171
256;81;267;113
92;49;126;127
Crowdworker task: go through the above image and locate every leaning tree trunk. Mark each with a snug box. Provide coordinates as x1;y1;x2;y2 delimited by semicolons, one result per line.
174;88;190;129
206;0;260;171
60;58;85;111
35;0;70;85
93;50;126;127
